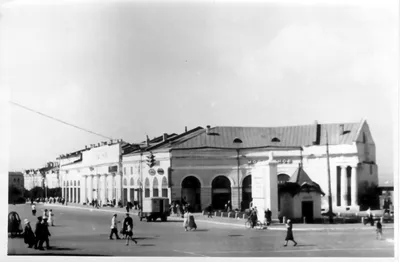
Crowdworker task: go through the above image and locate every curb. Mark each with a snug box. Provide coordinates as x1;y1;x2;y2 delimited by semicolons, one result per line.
44;204;394;232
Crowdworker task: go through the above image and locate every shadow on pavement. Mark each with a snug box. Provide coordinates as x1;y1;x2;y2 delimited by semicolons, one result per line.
228;235;243;237
139;244;155;247
47;246;79;251
295;244;316;247
193;229;208;232
13;253;110;256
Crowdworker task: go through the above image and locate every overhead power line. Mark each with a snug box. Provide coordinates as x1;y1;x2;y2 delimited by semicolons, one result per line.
10;101;114;140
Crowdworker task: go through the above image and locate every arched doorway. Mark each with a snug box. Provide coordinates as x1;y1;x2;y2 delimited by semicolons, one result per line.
181;176;201;212
242;175;252;210
212;176;231;210
144;178;150;198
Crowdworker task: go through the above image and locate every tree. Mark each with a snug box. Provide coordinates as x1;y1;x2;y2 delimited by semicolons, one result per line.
30;186;44;200
358;181;380;210
9;184;23;203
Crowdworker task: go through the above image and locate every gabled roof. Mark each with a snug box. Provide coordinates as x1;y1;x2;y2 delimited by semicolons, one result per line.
289;165;313;185
171;121;363;150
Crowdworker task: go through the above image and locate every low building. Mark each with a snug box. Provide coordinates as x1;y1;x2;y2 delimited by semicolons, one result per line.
23;169;43;190
278;165;325;222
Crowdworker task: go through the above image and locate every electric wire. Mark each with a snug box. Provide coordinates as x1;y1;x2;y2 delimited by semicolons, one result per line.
9;101;114;140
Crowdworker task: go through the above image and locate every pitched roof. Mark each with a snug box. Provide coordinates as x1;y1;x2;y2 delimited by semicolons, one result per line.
289;166;313;185
171;122;362;150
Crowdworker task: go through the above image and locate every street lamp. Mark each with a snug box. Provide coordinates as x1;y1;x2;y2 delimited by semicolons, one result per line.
233;137;243;211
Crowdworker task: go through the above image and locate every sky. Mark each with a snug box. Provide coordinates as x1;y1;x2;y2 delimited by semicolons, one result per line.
0;0;398;182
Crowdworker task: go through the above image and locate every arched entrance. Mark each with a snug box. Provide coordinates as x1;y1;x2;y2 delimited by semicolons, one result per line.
277;173;290;211
181;176;201;212
212;176;231;210
242;175;252;210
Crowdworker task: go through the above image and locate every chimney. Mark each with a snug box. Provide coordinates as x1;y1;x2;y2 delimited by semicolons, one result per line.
98;143;101;147
313;120;321;145
206;125;211;135
146;135;150;147
185;126;188;132
163;133;168;142
339;124;344;135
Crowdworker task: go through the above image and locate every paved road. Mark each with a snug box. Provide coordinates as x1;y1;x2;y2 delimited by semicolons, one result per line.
8;204;394;257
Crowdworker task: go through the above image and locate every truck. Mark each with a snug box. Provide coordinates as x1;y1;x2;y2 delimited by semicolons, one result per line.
138;197;170;222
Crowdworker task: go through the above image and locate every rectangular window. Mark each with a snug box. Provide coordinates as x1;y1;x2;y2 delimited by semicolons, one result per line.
145;189;150;198
130;167;133;174
370;165;373;175
162;189;168;197
123;167;126;175
153;188;159;197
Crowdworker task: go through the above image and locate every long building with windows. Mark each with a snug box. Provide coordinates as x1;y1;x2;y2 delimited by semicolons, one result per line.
59;119;378;217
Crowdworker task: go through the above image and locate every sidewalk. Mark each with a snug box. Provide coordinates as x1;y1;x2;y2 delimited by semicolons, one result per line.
42;203;394;232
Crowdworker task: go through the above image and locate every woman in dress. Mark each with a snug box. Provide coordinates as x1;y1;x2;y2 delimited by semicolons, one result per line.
183;210;190;231
284;219;297;247
23;219;36;248
188;212;197;231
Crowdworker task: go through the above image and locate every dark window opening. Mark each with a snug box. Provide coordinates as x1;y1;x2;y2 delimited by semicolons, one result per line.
145;189;150;197
162;189;168;197
271;137;280;142
153;188;159;197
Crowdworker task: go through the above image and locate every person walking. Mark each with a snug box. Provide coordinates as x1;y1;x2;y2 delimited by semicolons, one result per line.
207;204;213;218
250;208;258;228
183;209;190;231
109;214;121;240
41;218;51;249
34;216;44;250
23;219;36;248
266;209;272;225
43;209;48;219
122;213;137;245
284;219;297;247
376;221;383;240
31;204;36;216
48;209;54;226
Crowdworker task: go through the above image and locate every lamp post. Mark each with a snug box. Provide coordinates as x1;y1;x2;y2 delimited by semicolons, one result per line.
233;138;243;211
325;130;334;224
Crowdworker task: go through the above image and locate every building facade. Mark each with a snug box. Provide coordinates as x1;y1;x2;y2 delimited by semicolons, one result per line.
59;119;378;215
9;171;24;188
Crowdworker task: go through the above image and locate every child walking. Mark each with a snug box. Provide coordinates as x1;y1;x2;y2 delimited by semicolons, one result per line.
376;221;383;240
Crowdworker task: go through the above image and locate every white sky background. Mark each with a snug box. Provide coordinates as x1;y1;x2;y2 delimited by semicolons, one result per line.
0;0;398;181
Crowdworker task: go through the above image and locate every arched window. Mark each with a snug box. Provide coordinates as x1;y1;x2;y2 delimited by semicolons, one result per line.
137;179;141;187
271;137;280;142
74;181;76;186
123;178;127;186
153;177;159;197
162;177;168;197
278;174;290;184
144;178;150;197
130;178;134;186
78;181;80;186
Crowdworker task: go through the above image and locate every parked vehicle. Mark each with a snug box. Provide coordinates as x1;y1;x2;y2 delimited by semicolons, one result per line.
8;211;23;237
138;197;170;222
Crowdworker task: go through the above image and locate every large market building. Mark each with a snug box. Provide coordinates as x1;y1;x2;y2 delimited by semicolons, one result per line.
59;119;378;217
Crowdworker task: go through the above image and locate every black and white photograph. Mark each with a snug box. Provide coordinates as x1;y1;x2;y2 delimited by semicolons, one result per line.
1;0;398;258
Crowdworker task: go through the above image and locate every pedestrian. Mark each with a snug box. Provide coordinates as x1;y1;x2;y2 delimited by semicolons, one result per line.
31;204;36;216
109;214;121;240
376;221;383;240
188;211;197;231
207;204;213;218
251;207;258;228
34;216;44;250
41;218;51;249
122;213;137;245
266;208;272;225
43;209;48;219
126;203;130;213
48;209;54;226
284;219;297;247
183;209;190;231
23;219;36;248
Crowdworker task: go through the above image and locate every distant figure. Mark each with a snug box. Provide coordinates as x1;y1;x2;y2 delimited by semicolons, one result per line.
31;204;36;216
48;209;54;226
183;209;190;231
283;219;297;247
109;214;121;240
266;209;272;225
376;221;383;240
23;219;36;248
43;209;48;219
207;205;213;218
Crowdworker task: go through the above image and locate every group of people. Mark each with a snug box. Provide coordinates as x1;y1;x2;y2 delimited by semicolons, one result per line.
109;213;138;245
22;216;52;250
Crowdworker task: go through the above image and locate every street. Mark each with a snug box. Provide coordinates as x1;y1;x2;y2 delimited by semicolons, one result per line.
8;204;394;257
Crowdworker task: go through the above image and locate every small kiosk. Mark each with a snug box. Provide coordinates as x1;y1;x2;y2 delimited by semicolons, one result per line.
279;165;325;223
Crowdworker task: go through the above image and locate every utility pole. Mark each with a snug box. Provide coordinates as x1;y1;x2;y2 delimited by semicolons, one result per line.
325;130;334;224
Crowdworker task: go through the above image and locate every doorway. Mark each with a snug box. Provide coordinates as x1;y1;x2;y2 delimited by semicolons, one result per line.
212;176;231;210
181;176;201;212
302;201;314;223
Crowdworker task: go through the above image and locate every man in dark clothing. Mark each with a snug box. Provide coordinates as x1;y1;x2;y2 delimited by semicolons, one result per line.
34;216;44;250
41;218;51;249
207;205;213;218
266;209;272;225
122;213;133;235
